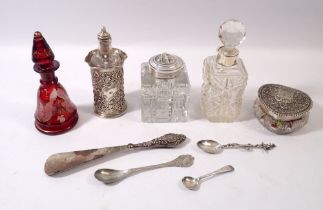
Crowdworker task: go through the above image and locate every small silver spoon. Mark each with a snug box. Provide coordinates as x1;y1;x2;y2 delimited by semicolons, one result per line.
95;154;194;184
197;140;276;154
182;165;234;190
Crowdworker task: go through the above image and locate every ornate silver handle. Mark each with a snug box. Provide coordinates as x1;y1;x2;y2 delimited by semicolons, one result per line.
219;142;276;151
127;133;186;149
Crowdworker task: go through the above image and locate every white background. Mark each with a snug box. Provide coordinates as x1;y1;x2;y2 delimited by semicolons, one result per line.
1;0;323;210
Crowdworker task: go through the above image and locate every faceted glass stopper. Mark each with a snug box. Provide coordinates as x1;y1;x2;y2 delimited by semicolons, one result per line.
219;19;246;47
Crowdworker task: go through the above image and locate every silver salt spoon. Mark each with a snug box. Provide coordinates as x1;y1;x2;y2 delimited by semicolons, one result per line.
95;154;194;184
182;165;234;190
197;140;276;154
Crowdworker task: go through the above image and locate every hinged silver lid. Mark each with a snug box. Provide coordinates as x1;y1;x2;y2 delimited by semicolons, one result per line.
258;84;313;121
148;52;184;79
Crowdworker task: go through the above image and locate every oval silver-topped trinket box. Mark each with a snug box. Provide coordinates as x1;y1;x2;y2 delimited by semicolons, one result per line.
254;84;313;134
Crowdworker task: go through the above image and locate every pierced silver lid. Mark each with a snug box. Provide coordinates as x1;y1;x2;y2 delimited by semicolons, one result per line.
258;84;313;121
148;52;184;79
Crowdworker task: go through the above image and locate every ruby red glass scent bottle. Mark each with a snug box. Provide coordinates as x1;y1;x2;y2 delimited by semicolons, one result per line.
32;31;78;134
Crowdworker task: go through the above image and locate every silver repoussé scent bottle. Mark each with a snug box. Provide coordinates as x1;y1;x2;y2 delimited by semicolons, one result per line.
85;27;127;118
201;19;248;122
141;53;190;123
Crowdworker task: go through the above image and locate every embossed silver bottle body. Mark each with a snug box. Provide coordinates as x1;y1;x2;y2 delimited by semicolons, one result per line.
85;27;127;118
89;62;127;117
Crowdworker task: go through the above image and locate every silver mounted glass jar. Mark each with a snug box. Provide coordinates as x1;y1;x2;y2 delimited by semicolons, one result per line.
254;84;313;134
141;52;190;123
85;27;127;118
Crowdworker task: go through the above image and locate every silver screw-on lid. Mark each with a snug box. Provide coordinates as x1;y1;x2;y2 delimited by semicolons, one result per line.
148;52;184;79
258;84;313;121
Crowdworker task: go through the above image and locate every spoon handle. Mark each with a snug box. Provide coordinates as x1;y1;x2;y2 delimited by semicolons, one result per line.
198;165;234;182
129;154;194;175
220;142;276;151
44;133;186;176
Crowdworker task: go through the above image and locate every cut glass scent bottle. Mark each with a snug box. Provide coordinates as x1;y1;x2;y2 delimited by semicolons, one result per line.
141;53;190;123
201;19;248;122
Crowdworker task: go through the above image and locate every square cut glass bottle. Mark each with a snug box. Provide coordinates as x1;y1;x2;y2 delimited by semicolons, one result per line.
201;19;248;122
141;53;190;123
201;52;247;122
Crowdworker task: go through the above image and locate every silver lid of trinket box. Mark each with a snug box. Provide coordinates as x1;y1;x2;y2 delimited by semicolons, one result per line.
258;84;313;121
148;52;184;79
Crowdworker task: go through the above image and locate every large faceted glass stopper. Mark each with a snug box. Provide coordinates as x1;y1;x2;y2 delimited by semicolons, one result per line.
219;19;246;47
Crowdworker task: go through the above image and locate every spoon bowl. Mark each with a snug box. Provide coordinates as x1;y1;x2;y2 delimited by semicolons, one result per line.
182;176;200;190
95;169;129;184
197;140;223;154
